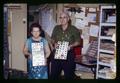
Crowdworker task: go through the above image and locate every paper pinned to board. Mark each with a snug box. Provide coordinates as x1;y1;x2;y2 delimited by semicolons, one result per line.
74;17;88;29
89;8;96;12
89;25;99;37
87;13;96;23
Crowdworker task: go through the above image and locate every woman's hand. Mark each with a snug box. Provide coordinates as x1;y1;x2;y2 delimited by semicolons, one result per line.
54;43;58;49
68;45;73;51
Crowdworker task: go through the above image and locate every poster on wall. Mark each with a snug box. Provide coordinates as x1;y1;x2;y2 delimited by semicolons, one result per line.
87;13;96;23
75;17;88;29
89;25;99;37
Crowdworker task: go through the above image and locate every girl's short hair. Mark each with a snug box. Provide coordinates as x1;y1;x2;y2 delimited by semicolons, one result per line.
30;23;42;32
29;23;45;37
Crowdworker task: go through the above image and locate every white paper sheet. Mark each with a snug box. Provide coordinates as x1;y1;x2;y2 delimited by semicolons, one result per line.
32;42;46;66
54;41;69;60
106;16;116;22
89;25;99;37
75;17;88;29
89;8;96;12
87;13;96;23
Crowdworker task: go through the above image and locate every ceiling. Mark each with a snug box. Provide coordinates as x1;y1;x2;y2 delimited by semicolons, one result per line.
64;4;114;8
28;4;115;12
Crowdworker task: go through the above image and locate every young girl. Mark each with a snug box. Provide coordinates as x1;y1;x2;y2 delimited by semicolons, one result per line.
23;23;50;79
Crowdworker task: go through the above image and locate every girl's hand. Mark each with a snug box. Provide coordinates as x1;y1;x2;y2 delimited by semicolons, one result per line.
24;53;31;59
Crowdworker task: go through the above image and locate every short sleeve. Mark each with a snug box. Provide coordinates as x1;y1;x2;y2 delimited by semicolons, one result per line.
73;26;80;42
51;26;57;41
42;38;49;47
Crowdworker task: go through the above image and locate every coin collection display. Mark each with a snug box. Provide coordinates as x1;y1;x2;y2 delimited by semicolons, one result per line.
54;41;69;60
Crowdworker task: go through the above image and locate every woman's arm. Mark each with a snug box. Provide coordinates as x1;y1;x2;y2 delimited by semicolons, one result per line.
23;44;31;58
68;41;80;50
44;43;51;58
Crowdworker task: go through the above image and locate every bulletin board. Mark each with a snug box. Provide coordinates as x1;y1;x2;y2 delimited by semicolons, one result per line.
85;7;100;27
85;7;100;42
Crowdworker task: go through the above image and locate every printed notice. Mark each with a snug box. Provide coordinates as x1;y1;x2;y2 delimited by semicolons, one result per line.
32;42;46;66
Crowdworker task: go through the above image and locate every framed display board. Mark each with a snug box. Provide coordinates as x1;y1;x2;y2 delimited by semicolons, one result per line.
85;7;100;26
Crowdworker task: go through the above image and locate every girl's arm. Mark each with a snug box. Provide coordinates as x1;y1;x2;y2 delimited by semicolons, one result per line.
44;43;51;58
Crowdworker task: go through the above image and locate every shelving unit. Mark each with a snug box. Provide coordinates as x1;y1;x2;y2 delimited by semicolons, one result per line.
96;5;116;79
